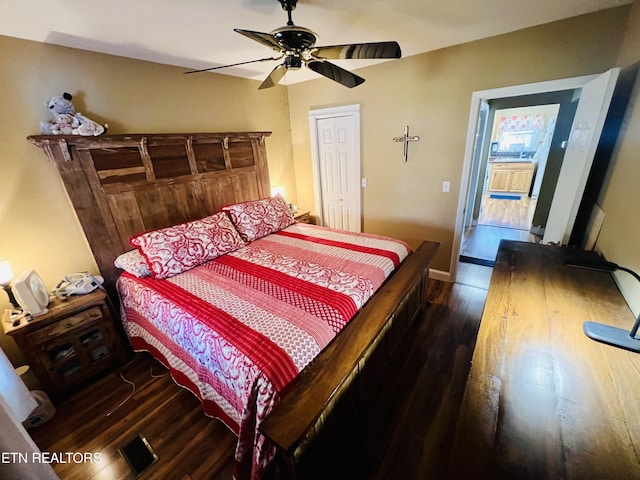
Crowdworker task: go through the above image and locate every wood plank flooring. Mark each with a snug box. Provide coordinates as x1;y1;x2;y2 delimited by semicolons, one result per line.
30;353;237;480
462;194;541;263
461;224;535;263
29;268;490;480
477;194;536;230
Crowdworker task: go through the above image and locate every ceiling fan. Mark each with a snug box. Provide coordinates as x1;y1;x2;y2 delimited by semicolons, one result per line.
184;0;402;89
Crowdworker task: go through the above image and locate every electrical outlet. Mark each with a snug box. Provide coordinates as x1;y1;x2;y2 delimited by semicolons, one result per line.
442;181;451;193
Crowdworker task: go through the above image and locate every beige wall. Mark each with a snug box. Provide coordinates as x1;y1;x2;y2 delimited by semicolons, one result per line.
596;1;640;315
0;35;293;364
287;7;630;271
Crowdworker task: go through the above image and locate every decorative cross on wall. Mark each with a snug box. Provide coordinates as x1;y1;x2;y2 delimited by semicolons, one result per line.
393;125;420;162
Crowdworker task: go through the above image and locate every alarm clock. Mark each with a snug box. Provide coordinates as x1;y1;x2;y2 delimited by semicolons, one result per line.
12;269;50;316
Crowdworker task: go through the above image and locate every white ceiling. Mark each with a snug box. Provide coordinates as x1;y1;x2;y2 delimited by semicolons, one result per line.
0;0;632;86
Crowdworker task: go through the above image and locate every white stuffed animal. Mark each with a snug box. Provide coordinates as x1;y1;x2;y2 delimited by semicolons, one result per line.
39;92;107;136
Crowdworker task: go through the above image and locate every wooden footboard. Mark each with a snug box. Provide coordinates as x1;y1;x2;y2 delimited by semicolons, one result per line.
260;240;440;477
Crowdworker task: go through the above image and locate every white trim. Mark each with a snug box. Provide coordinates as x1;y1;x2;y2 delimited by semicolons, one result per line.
308;104;361;118
429;269;451;283
451;74;599;282
308;104;361;228
542;68;619;245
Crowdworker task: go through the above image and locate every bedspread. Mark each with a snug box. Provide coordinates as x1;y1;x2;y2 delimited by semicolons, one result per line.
116;223;411;479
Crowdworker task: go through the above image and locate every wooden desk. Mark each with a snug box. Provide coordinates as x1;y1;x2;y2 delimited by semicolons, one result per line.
449;240;640;479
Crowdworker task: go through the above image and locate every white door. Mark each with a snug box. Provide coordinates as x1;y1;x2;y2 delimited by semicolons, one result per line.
309;105;361;232
543;68;619;245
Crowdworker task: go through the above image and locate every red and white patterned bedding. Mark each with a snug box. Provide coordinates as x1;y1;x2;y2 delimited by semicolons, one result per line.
116;223;411;479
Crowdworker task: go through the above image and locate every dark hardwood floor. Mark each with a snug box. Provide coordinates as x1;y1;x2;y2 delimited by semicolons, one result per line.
461;224;535;263
29;267;490;480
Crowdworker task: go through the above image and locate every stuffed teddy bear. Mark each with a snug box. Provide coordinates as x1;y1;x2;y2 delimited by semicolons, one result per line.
39;92;107;136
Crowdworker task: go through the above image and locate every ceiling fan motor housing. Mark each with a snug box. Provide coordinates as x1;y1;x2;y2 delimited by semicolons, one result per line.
271;26;318;52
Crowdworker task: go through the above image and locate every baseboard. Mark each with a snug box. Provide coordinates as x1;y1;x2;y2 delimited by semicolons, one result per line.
429;268;451;282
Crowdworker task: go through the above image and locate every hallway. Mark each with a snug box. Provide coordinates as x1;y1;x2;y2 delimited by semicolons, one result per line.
461;194;541;264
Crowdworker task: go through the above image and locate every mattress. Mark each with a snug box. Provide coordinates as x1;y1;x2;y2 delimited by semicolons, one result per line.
116;223;411;479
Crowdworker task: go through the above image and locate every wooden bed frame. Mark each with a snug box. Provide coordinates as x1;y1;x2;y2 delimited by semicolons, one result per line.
28;132;439;478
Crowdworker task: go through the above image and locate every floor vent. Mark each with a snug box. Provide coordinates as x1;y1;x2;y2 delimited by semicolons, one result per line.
119;434;158;477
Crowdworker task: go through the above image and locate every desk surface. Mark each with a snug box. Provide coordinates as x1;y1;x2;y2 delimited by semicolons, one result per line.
449;240;640;479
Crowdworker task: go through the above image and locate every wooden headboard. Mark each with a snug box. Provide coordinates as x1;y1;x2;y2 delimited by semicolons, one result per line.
28;132;272;301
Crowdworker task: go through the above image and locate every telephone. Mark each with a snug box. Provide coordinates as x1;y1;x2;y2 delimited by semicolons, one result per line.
52;272;104;300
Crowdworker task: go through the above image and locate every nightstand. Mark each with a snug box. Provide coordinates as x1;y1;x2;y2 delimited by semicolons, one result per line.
294;210;312;224
2;290;125;402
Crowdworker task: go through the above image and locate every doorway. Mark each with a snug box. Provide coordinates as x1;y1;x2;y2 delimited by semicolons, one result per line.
461;102;564;265
451;69;620;279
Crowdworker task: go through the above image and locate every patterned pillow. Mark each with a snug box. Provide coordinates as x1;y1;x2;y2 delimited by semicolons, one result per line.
114;249;152;278
222;195;295;242
129;212;245;279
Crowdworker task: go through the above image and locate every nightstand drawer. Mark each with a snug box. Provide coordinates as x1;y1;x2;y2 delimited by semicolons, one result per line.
26;306;103;346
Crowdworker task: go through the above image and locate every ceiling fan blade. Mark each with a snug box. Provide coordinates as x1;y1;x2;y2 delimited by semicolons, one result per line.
313;41;401;60
184;56;282;74
234;28;283;51
259;63;287;89
307;60;365;88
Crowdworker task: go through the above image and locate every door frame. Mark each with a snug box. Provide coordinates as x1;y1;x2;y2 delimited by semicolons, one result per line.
308;104;361;228
542;68;619;245
451;73;601;281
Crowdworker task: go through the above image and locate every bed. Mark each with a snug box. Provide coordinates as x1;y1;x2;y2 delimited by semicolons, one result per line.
28;132;440;479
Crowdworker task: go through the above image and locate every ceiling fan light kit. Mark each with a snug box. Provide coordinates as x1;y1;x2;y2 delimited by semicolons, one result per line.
185;0;402;89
